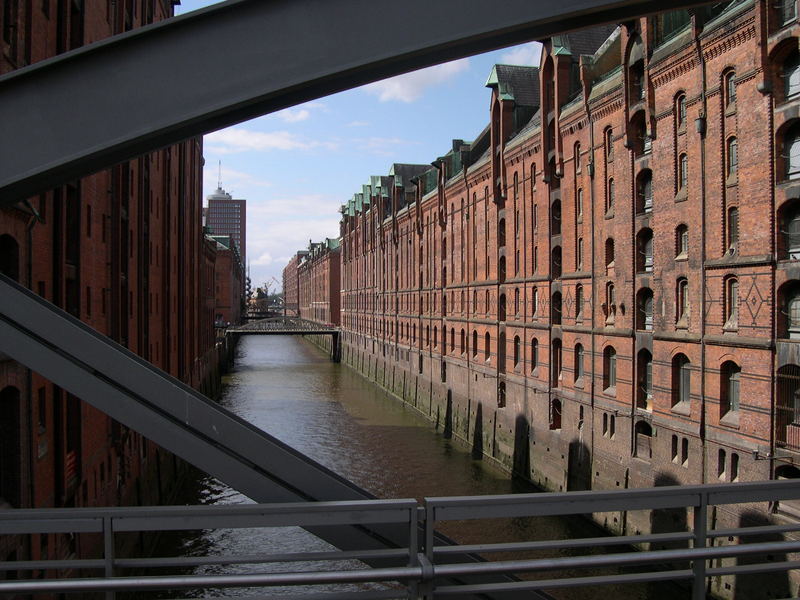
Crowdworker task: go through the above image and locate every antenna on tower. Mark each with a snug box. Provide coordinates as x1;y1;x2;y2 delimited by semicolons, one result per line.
217;160;222;189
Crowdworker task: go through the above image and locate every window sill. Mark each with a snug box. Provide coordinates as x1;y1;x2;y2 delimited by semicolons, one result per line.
720;411;740;428
604;386;617;397
676;317;689;330
674;189;688;203
605;210;615;220
725;104;737;117
675;253;688;262
723;321;738;333
726;175;738;188
671;401;691;416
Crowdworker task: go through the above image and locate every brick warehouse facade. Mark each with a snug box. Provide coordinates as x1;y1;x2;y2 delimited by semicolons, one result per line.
298;239;341;326
282;250;308;317
278;2;800;597
0;0;227;575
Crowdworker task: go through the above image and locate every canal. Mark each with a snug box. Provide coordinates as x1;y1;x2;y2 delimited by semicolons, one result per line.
152;335;682;599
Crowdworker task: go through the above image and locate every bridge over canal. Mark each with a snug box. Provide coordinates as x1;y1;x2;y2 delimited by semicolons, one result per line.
227;317;341;361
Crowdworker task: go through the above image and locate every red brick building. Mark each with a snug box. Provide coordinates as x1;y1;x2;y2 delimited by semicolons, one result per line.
282;250;308;317
336;3;800;596
0;0;220;572
210;235;245;326
298;239;341;326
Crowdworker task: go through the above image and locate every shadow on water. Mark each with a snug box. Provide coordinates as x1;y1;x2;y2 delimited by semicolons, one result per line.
472;402;484;460
444;389;453;439
512;413;530;480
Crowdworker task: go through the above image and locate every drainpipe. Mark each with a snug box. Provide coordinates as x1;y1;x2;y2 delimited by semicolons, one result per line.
695;22;709;483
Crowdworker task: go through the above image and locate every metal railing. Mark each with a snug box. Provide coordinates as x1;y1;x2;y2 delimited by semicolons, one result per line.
2;479;800;599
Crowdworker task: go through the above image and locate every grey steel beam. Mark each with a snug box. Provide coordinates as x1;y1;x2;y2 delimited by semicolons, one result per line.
0;274;537;599
1;0;717;204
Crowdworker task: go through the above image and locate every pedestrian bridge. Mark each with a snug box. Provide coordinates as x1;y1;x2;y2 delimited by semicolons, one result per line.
228;317;339;336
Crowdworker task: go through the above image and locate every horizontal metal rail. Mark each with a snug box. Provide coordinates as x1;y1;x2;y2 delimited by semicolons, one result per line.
1;479;799;598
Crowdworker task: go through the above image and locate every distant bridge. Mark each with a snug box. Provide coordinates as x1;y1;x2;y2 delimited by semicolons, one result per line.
227;317;340;360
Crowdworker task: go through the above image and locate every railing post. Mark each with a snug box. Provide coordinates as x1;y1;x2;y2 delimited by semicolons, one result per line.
407;505;420;599
103;516;115;600
420;502;436;599
692;492;708;600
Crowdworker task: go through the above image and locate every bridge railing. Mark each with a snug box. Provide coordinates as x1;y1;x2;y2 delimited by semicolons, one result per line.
1;479;800;599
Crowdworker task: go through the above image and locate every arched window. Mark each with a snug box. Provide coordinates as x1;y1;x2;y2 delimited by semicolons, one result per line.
637;228;654;273
605;281;616;324
433;326;438;348
777;365;800;449
676;224;689;257
0;234;20;282
498;381;506;408
637;288;654;331
605;127;614;160
574;142;582;172
575;284;584;319
472;330;478;357
785;122;800;180
679;153;688;190
672;353;691;407
552;246;562;279
637;349;653;410
603;346;617;391
514;288;520;315
576;188;584;220
726;136;738;178
677;278;689;323
498;256;506;283
781;281;800;338
781;201;800;259
724;70;736;107
637;170;653;214
552;339;562;387
450;327;455;353
549;398;562;430
605;238;615;273
485;332;491;360
0;386;21;508
577;237;584;271
551;200;561;235
531;338;539;371
552;291;562;326
676;92;687;127
460;328;465;354
498;293;506;322
574;343;584;382
513;335;521;367
498;331;506;373
720;361;741;417
532;287;539;316
725;276;739;327
498;218;506;247
607;178;615;213
785;47;800;100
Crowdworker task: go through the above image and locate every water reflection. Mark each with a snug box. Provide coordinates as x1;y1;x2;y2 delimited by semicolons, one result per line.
148;336;680;599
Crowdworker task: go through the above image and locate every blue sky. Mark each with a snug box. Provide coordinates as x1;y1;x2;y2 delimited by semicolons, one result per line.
175;1;541;293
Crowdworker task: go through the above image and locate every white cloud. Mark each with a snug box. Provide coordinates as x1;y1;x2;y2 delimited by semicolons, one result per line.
204;127;338;154
500;42;542;67
272;101;327;123
362;58;470;103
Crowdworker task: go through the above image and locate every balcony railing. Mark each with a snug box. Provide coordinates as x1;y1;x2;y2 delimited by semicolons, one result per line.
1;480;800;599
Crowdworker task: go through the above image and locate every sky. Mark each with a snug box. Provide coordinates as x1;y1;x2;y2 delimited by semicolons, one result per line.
175;1;541;294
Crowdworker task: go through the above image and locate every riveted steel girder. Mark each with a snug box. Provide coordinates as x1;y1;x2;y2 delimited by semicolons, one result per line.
0;0;717;205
